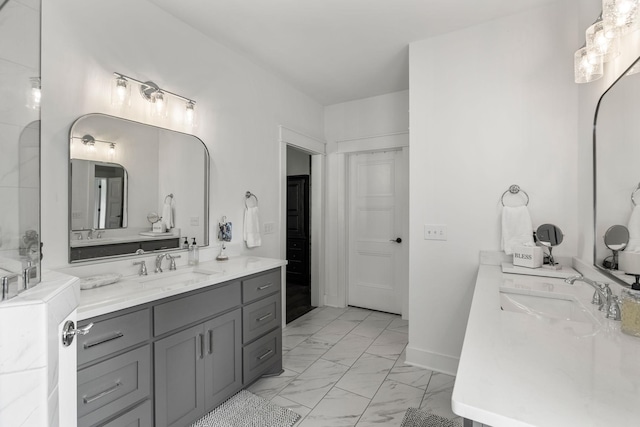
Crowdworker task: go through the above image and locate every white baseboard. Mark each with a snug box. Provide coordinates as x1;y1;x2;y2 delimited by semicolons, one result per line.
405;345;459;376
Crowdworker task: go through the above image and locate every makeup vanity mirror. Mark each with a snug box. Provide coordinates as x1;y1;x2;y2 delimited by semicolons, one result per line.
69;113;209;262
594;55;640;286
536;223;563;267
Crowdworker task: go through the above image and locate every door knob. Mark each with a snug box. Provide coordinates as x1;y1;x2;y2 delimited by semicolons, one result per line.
390;238;402;243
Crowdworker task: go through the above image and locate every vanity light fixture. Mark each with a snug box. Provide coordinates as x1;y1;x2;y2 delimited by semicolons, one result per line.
586;13;620;63
76;134;116;156
108;142;116;157
111;72;196;126
81;134;96;152
574;43;604;83
28;77;41;110
602;0;640;36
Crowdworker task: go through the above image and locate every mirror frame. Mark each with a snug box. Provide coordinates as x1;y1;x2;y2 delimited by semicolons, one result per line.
68;113;210;263
593;56;640;287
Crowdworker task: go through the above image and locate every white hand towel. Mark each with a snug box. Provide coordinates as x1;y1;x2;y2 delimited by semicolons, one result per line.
244;206;262;248
501;205;534;255
627;205;640;251
162;199;174;230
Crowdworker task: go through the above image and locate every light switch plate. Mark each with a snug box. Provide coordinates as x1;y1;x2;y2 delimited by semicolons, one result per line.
264;222;275;234
424;224;447;240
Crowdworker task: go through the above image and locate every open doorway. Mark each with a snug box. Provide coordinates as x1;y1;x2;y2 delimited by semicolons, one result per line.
286;147;314;322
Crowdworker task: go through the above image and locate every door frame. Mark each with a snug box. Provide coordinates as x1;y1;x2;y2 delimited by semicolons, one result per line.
279;126;326;321
334;133;409;318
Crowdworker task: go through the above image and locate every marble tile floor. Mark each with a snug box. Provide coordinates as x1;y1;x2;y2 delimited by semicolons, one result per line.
248;306;463;427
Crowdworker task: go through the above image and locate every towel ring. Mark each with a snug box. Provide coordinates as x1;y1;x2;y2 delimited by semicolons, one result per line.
164;193;174;203
245;191;258;208
501;185;529;207
632;183;640;206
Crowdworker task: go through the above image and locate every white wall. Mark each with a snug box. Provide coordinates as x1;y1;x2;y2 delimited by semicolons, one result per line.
408;1;581;374
323;91;409;307
40;0;324;268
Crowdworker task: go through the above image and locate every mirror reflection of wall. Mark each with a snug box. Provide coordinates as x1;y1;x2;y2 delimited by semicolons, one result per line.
595;56;640;285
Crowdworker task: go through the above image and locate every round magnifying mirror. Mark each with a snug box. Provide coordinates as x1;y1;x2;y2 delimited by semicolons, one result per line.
147;212;159;224
536;224;563;267
603;225;629;270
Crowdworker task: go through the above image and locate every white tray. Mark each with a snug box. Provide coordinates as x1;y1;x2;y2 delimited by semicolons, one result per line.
79;273;122;290
501;262;579;279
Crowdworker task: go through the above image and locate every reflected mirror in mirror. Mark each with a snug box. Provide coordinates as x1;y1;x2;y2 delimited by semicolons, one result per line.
602;225;629;270
594;55;640;286
536;223;563;267
69;113;209;262
71;159;127;230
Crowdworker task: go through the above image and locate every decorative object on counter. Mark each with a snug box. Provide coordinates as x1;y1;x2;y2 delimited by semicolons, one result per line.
162;193;174;231
602;224;629;269
536;223;563;270
217;216;232;261
182;237;189;249
621;288;640;336
501;261;580;279
78;273;122;290
147;212;166;233
511;245;543;269
188;237;199;265
399;407;459;427
244;191;262;248
500;185;534;255
190;390;299;427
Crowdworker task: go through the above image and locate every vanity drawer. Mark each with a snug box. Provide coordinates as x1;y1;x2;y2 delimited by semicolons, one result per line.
242;269;280;303
154;281;241;336
243;293;281;344
78;309;150;366
101;399;152;427
78;345;151;427
243;328;282;385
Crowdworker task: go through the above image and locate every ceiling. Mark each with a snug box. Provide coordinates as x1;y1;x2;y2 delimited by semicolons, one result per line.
149;0;557;106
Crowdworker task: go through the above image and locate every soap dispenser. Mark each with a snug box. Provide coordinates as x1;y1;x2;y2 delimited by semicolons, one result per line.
182;237;189;249
188;237;199;266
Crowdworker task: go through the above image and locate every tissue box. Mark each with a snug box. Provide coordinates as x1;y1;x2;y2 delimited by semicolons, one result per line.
512;246;543;268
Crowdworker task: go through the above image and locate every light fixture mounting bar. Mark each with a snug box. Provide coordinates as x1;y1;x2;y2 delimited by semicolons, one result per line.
113;72;196;104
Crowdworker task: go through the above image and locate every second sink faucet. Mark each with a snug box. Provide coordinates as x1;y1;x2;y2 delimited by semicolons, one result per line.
565;275;611;311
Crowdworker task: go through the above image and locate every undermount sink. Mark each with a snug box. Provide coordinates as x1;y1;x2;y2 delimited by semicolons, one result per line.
499;290;595;323
134;267;222;289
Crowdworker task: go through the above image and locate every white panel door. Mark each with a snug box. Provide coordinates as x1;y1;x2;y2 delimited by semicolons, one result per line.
348;150;404;314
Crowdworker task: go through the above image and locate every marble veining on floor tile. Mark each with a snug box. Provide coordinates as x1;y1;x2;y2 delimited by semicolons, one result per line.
246;306;460;427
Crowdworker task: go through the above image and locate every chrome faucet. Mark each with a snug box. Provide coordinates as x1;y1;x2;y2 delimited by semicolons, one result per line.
155;254;166;273
165;253;181;271
565;275;611;312
133;260;147;276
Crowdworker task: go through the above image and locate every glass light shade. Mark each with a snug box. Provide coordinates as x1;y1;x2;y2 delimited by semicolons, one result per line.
111;76;131;107
108;143;116;159
586;19;620;62
574;46;603;83
603;0;640;35
150;91;168;117
184;101;197;128
27;77;41;110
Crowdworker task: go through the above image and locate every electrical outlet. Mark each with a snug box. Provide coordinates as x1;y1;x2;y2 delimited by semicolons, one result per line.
190;217;199;226
424;224;447;241
264;222;275;234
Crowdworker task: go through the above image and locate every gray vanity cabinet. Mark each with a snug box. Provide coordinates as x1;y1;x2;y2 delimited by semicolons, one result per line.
153;309;242;427
78;267;282;427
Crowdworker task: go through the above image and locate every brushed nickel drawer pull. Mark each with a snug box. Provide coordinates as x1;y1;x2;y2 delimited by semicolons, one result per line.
208;329;213;355
256;313;273;322
83;381;121;404
257;283;272;290
84;332;124;349
257;349;274;361
199;333;205;359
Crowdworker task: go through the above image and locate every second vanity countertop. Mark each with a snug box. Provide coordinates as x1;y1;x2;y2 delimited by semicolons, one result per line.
76;256;287;320
452;263;640;427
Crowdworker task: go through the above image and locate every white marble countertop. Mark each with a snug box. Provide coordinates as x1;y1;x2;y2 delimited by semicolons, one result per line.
77;256;286;320
452;263;640;427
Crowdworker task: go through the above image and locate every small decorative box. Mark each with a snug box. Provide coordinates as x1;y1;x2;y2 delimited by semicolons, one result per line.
512;246;543;269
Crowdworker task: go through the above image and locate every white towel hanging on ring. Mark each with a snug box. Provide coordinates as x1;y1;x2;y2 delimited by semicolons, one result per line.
244;206;261;248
